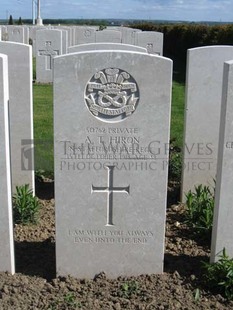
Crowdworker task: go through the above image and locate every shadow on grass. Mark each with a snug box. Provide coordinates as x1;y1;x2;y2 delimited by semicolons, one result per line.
165;54;186;84
15;240;56;280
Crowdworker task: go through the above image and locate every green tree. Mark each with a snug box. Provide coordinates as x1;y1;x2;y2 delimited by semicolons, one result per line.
8;15;13;25
17;17;23;25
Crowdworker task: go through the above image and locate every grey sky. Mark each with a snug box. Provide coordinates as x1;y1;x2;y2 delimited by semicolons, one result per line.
1;0;233;22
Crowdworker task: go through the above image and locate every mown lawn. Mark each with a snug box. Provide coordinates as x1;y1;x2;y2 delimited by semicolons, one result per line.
33;83;53;174
171;81;185;148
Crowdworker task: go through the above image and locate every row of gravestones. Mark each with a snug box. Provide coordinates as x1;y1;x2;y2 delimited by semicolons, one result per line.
0;41;34;274
0;26;163;83
0;25;163;54
181;46;233;262
1;26;163;54
1;40;233;277
35;28;163;83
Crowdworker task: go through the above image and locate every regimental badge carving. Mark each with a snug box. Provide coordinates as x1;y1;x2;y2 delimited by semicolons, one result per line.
2;33;8;41
13;29;20;35
85;68;139;123
146;43;154;53
84;29;91;37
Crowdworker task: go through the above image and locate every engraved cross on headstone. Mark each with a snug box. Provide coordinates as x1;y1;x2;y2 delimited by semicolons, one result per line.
91;165;130;226
38;41;59;70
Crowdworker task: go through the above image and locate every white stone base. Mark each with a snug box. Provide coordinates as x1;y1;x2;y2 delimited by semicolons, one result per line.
36;18;43;26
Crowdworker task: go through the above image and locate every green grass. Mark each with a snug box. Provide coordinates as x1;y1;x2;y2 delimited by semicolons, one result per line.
33;83;53;174
170;56;186;148
171;81;185;148
33;58;186;174
33;57;36;80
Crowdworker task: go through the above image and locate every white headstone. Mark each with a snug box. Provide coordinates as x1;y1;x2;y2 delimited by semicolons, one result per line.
1;26;8;41
61;29;68;54
29;25;46;57
68;43;147;54
0;42;34;193
211;60;233;262
74;27;96;45
0;54;15;274
54;51;172;278
36;29;62;83
53;26;73;47
181;46;233;201
135;31;163;55
7;26;24;43
121;28;142;45
95;30;122;43
23;26;29;44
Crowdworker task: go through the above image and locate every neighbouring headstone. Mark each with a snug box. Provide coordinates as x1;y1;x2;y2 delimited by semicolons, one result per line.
121;28;141;45
0;42;34;193
36;29;62;83
61;29;68;54
0;54;15;274
211;60;233;262
0;28;2;41
68;43;147;54
95;30;122;43
23;26;29;44
181;46;233;201
54;50;172;278
29;25;46;56
7;26;24;43
51;27;68;54
53;26;73;47
1;26;8;41
135;31;163;55
74;27;96;45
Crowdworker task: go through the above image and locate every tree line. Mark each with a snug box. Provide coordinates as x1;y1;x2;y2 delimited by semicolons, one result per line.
132;23;233;61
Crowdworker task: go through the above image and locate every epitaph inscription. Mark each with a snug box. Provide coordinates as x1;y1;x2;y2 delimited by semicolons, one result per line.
85;68;139;123
69;229;154;244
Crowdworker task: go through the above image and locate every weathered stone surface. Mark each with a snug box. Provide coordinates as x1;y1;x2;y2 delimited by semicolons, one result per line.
68;43;147;53
211;60;233;262
121;28;142;45
7;26;24;43
95;30;122;43
54;51;172;278
74;27;96;45
0;54;15;274
135;31;163;55
181;46;233;200
36;29;62;83
0;42;34;193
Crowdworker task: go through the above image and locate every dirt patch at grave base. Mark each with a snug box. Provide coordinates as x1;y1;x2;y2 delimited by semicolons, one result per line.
0;183;232;310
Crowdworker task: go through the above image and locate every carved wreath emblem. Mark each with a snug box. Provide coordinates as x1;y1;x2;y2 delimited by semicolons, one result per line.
85;68;139;122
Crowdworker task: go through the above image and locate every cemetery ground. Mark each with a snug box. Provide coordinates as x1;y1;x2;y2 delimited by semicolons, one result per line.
1;59;232;310
1;181;233;309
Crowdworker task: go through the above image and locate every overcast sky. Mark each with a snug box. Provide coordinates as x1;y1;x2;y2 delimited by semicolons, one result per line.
1;0;233;22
